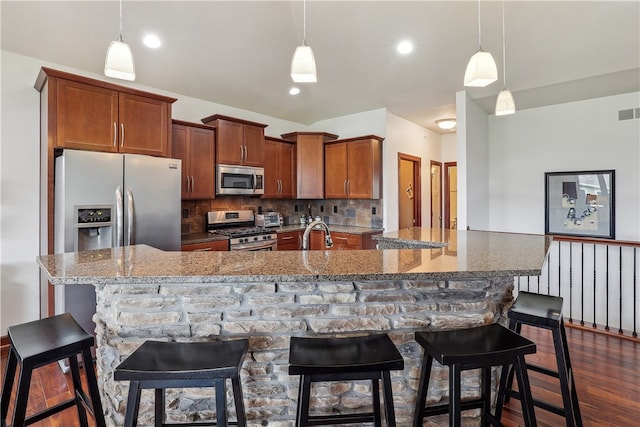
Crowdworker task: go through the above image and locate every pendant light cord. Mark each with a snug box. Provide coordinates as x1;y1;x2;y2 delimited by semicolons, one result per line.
477;0;482;49
501;0;506;86
118;0;124;41
302;0;308;46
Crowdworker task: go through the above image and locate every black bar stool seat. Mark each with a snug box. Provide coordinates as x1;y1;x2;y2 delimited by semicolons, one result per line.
0;313;106;427
495;291;583;427
114;339;249;427
288;333;404;426
413;323;537;427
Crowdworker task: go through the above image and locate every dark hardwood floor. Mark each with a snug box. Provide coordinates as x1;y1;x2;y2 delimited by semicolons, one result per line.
1;325;638;426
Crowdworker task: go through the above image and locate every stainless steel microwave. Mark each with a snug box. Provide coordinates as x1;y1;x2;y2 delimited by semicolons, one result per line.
216;164;264;195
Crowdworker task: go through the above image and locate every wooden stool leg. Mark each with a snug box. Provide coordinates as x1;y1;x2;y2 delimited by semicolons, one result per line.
10;361;33;427
214;378;228;427
372;376;382;427
382;371;397;427
154;389;164;427
449;364;462;427
0;348;18;423
514;355;537;427
123;380;142;427
553;324;580;427
412;354;433;427
480;367;491;427
68;355;89;427
231;374;247;427
81;347;106;427
494;363;510;421
296;375;312;427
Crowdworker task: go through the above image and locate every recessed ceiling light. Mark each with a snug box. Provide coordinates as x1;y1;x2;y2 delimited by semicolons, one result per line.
289;87;301;95
396;40;413;55
143;34;161;49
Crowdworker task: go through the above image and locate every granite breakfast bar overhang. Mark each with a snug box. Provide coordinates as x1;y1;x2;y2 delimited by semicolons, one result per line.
37;230;551;426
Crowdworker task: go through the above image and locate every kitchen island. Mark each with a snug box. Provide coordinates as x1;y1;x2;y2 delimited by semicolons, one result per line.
37;229;551;426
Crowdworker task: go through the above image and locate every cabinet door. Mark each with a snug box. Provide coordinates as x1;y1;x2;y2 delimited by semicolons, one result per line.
189;127;215;199
330;232;362;250
309;230;327;250
297;135;324;199
324;142;348;198
215;119;243;165
118;93;169;157
346;139;374;199
56;79;119;152
171;124;190;197
181;240;229;251
278;141;295;198
243;124;264;167
262;139;280;197
277;231;302;250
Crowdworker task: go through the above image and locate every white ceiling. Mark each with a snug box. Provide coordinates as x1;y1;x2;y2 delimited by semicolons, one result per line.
2;1;639;134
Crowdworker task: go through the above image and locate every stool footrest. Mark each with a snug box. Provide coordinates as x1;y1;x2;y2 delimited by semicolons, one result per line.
163;422;241;427
421;398;485;417
307;412;375;425
526;362;559;379
25;397;77;425
505;388;566;417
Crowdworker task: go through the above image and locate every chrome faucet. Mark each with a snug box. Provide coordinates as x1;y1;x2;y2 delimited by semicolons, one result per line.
302;220;333;250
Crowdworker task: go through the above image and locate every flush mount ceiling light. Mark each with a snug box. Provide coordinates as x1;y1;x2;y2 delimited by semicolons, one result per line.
290;0;317;83
464;0;497;87
104;0;135;81
495;0;516;116
436;118;457;130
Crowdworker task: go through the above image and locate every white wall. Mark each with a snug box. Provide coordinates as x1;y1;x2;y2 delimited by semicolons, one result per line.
487;92;640;240
309;108;387;139
440;132;457;163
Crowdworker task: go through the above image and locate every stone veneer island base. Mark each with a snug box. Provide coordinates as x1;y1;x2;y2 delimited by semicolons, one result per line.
37;229;551;427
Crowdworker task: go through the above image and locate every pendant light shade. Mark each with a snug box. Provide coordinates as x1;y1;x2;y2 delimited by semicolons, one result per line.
495;89;515;116
291;45;317;83
464;50;497;87
495;0;515;116
291;0;317;83
105;38;135;81
464;0;497;87
104;0;135;81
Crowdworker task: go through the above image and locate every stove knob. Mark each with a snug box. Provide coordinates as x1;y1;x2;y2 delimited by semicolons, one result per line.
253;236;259;242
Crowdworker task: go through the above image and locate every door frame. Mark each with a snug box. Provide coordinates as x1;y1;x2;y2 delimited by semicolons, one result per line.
398;153;421;228
444;161;457;229
430;160;442;228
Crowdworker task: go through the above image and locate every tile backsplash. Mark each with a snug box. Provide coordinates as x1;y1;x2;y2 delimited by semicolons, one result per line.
181;197;383;234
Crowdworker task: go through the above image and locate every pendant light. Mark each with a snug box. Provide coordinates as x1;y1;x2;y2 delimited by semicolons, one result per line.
464;0;497;87
495;0;515;115
290;0;317;83
104;0;135;81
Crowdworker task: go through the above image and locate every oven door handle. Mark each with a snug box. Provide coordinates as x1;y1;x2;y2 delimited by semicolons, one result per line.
231;240;277;251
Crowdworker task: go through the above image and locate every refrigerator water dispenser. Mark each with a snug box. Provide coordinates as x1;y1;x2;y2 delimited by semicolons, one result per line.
74;205;113;251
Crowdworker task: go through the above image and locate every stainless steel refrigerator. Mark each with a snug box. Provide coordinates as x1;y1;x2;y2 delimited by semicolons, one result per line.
54;149;181;349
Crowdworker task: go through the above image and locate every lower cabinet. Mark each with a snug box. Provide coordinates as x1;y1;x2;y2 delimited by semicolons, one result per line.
330;231;381;250
277;231;302;250
181;240;229;251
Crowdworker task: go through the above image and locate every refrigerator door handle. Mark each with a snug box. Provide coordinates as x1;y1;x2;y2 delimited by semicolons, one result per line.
116;186;124;247
127;187;134;245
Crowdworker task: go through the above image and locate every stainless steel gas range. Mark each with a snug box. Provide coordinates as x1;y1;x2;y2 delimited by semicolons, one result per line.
207;210;278;251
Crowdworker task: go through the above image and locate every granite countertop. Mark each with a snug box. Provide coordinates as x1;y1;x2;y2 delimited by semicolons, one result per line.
181;232;229;245
38;229;551;285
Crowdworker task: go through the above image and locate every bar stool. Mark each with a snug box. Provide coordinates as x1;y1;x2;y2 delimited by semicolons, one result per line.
288;333;404;427
0;313;106;427
114;339;249;427
413;323;537;427
495;291;583;427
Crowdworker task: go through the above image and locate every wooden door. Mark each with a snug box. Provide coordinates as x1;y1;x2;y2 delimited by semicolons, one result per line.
431;161;442;228
56;79;119;152
398;153;421;229
444;162;458;229
324;142;348;198
346;139;374;199
118;92;169;157
216;119;243;165
188;127;215;199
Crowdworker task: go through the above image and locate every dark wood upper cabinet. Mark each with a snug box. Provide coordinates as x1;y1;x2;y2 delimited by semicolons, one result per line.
281;132;339;199
171;120;216;200
201;114;267;167
36;67;175;157
324;135;383;199
263;136;295;199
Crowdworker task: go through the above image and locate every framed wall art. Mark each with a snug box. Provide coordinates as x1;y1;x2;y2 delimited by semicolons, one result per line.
544;170;615;239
